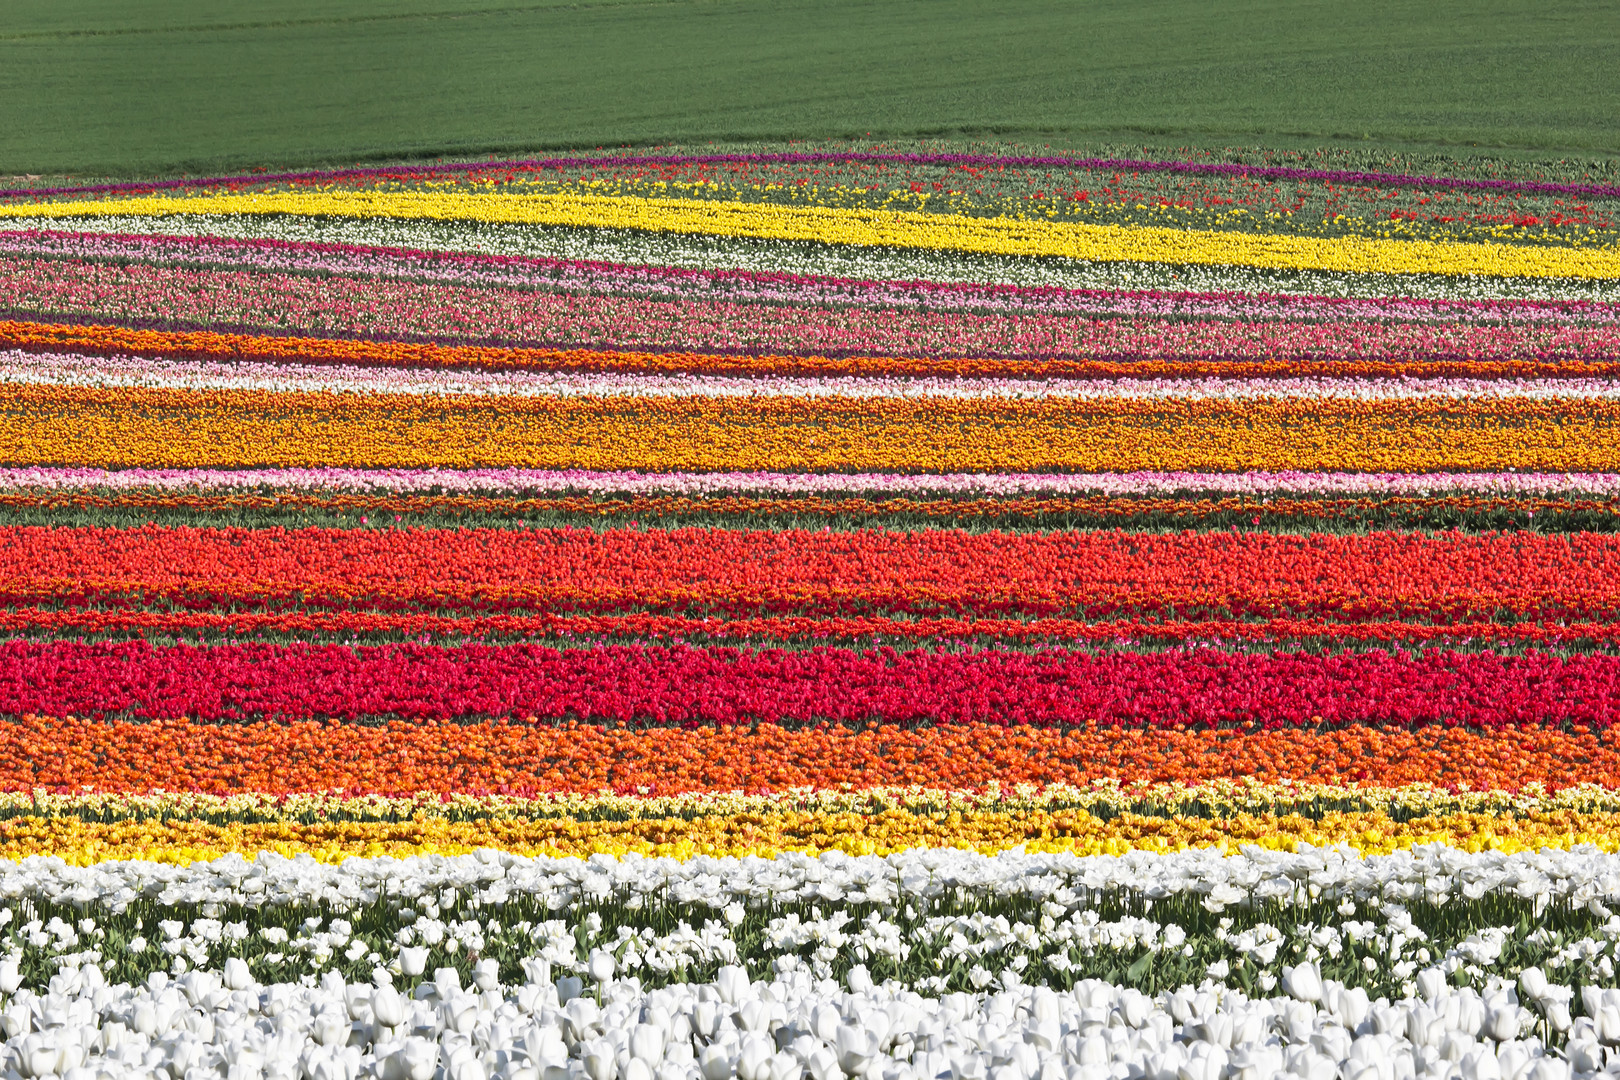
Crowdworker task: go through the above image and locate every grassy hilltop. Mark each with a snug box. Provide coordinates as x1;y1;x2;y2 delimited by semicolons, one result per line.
2;0;1617;176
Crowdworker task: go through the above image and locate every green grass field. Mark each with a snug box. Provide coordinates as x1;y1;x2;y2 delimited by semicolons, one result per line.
2;0;1616;176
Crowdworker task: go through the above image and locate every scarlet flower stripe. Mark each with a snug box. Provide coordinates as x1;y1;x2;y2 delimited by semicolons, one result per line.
7;525;1620;622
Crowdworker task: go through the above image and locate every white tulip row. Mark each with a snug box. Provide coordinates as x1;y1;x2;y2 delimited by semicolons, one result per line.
4;846;1620;1007
0;953;1607;1080
11;846;1619;915
6;215;1618;304
17;352;1620;403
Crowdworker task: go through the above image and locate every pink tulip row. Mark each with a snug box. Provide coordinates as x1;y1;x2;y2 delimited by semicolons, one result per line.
7;256;1620;363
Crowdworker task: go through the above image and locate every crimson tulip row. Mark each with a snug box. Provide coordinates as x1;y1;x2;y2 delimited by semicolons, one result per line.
7;639;1620;727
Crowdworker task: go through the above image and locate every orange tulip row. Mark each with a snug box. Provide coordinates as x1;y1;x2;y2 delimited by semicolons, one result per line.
0;715;1611;795
7;384;1620;471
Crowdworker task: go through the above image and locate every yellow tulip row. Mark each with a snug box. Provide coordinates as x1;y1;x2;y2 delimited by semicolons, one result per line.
6;385;1620;472
9;804;1620;865
6;189;1618;279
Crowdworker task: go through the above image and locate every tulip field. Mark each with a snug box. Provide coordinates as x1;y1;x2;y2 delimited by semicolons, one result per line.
7;147;1620;1077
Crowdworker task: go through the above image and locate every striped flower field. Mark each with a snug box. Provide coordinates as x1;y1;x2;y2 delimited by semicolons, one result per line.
5;148;1620;1078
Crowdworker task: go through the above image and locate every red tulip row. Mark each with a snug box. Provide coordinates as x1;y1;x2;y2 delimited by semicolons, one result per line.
9;525;1620;622
6;639;1620;728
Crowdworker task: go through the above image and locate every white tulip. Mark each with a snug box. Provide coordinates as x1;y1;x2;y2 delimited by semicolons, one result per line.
699;1045;734;1080
835;1025;877;1078
1565;1039;1602;1074
1518;968;1549;1004
737;1035;774;1080
584;1040;619;1080
588;950;617;985
693;1001;720;1040
1483;1006;1521;1043
1459;1047;1503;1080
806;1047;842;1080
738;999;771;1034
372;986;407;1029
1416;969;1447;1003
1281;963;1322;1003
715;966;751;1006
769;1053;801;1080
473;959;501;993
630;1023;667;1063
398;947;429;978
313;1009;352;1047
811;1005;841;1043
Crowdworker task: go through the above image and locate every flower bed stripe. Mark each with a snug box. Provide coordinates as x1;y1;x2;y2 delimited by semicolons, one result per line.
10;640;1620;729
11;258;1620;366
7;526;1620;623
22;352;1620;404
6;805;1620;863
8;384;1620;471
2;716;1616;794
8;191;1620;279
4;463;1620;497
16;317;1620;383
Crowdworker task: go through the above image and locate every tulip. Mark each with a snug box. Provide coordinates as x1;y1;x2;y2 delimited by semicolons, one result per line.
1482;1006;1520;1043
1281;963;1322;1003
699;1045;734;1080
313;1009;351;1048
806;1047;842;1080
398;948;429;978
584;1041;619;1080
737;1035;773;1080
834;1026;877;1078
588;950;616;985
630;1023;667;1063
372;987;407;1029
716;966;751;1006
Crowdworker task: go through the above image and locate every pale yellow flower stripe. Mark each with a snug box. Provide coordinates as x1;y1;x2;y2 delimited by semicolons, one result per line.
7;190;1619;279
